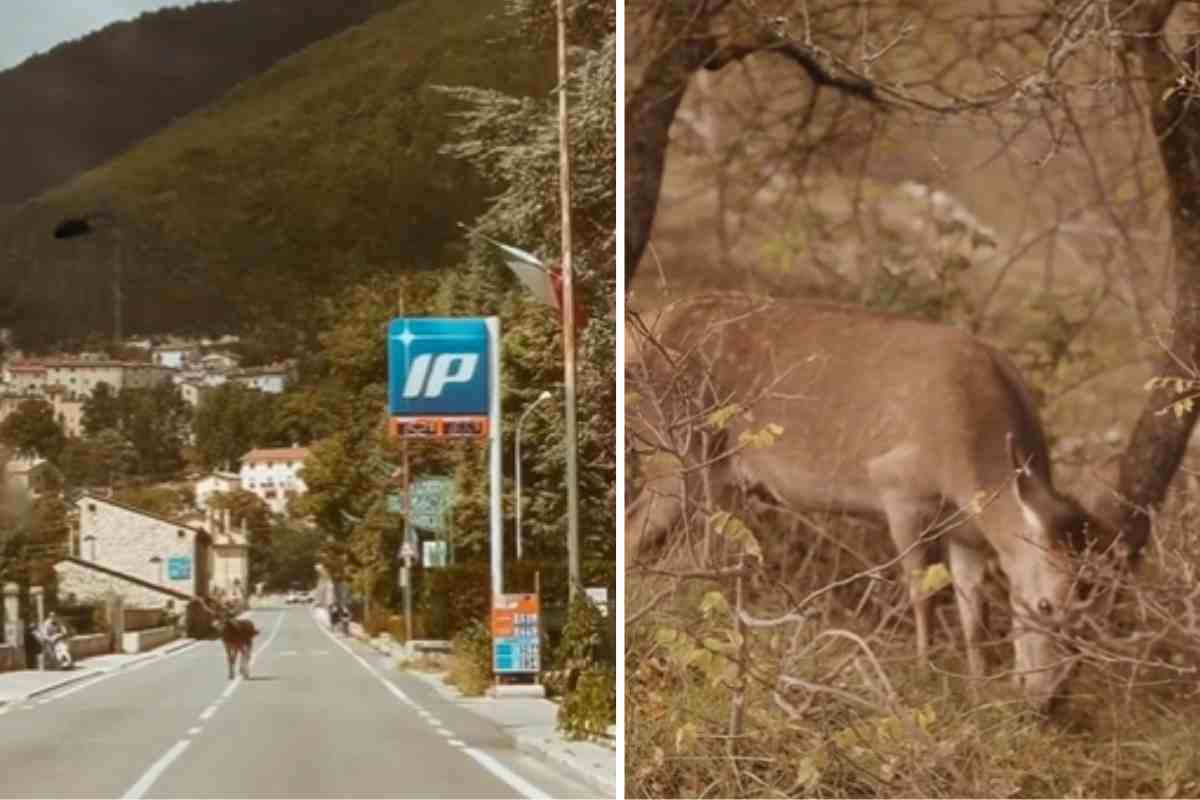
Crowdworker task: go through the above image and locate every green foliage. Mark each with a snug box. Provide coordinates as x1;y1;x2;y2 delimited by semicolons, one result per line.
446;619;493;696
193;383;291;471
0;398;65;461
59;429;138;488
558;665;615;740
420;559;616;640
0;0;550;353
112;485;190;519
79;382;191;477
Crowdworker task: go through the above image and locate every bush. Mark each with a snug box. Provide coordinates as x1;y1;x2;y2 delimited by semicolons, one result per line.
445;619;492;696
555;595;616;740
558;665;616;740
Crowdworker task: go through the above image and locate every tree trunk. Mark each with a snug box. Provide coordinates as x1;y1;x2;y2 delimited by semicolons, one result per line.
1099;2;1200;560
625;5;717;288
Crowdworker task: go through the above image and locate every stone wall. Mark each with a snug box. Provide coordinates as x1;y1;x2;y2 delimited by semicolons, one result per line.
55;561;169;609
77;497;200;599
122;626;177;654
68;633;110;660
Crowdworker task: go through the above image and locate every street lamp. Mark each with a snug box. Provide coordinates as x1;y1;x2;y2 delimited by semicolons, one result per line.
515;390;553;560
52;211;124;346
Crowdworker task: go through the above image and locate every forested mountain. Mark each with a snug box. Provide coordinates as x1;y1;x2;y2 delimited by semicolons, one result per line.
0;0;405;209
0;0;554;352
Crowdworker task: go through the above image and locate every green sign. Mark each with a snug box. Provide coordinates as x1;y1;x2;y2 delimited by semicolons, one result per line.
411;477;453;532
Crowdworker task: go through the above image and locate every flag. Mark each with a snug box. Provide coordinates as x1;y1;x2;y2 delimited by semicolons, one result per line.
491;240;588;330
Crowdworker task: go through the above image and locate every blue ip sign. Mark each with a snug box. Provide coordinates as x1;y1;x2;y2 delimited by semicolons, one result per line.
388;318;490;415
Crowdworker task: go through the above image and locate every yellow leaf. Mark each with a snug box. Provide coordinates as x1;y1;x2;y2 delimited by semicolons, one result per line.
920;562;953;595
706;404;740;430
675;722;698;753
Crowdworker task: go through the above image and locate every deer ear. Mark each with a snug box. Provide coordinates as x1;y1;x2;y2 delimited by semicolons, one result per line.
1008;432;1054;533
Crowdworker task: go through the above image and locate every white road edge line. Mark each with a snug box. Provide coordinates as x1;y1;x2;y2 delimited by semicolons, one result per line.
461;747;552;800
122;739;190;799
199;704;218;721
312;612;553;800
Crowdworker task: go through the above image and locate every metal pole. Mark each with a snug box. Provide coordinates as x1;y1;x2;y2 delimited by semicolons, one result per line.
487;317;504;597
557;0;581;601
403;437;413;644
515;430;523;561
515;391;551;562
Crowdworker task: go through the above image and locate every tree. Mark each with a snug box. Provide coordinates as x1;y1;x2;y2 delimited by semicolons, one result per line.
0;398;65;461
193;383;286;471
82;381;120;436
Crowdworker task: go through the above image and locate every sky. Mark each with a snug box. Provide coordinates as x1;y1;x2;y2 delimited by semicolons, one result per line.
0;1;236;72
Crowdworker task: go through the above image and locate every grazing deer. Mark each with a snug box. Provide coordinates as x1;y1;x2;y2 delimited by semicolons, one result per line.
627;292;1112;712
206;600;258;680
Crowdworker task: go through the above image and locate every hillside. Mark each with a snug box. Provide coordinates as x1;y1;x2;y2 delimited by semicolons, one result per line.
0;0;553;351
0;0;405;209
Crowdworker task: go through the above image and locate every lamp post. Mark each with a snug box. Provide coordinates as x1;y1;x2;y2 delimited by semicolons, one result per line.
515;390;552;561
149;555;163;584
53;211;124;347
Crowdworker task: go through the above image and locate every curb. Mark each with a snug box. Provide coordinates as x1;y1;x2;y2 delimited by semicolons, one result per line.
514;732;617;799
2;637;198;706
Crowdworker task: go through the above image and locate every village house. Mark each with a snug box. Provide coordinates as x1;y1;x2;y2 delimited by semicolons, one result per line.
195;470;242;510
0;391;84;438
230;363;291;394
241;446;309;514
3;361;48;395
57;495;249;608
151;339;199;369
44;359;175;401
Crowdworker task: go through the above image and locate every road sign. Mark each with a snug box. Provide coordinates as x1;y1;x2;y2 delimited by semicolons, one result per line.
586;586;609;617
400;542;416;560
388;318;490;416
492;593;540;674
423;541;448;568
167;556;191;580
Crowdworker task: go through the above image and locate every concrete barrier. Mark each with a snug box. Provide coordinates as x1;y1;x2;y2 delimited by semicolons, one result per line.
124;608;165;632
67;633;110;660
122;626;178;654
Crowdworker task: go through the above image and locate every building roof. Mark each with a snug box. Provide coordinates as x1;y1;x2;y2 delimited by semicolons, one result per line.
78;493;207;537
242;447;309;463
7;362;46;372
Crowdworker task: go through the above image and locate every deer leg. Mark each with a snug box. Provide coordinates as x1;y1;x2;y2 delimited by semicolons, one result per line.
240;646;250;678
225;645;234;680
948;539;988;696
880;496;933;668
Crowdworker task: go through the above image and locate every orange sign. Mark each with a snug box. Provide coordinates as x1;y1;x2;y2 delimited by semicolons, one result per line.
491;593;539;637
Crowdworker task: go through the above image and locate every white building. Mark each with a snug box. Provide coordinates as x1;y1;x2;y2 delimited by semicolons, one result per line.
195;471;241;510
152;340;198;369
240;446;308;514
231;364;290;394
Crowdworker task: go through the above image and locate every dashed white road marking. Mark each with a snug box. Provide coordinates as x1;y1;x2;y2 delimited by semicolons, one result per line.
121;610;284;799
188;727;202;735
436;727;454;737
280;650;297;656
123;739;190;799
448;738;465;748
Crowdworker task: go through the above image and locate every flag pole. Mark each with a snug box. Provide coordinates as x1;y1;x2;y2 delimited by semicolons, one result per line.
557;0;581;602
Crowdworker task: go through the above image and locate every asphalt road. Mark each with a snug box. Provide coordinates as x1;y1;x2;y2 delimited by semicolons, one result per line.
0;606;592;799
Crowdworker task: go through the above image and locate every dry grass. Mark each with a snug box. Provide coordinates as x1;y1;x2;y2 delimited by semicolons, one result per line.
625;508;1200;799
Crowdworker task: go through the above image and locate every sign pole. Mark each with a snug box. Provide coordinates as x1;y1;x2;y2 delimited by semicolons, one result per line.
403;439;413;643
487;317;503;597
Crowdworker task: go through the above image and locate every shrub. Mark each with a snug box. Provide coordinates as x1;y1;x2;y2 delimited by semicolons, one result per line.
558;665;616;740
445;619;492;696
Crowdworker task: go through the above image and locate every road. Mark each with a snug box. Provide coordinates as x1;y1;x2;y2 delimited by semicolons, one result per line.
0;606;592;799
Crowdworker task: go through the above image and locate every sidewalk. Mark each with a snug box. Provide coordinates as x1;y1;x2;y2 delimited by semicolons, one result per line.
362;636;617;799
0;638;196;708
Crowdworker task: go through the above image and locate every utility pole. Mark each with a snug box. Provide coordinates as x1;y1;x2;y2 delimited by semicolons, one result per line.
557;0;581;601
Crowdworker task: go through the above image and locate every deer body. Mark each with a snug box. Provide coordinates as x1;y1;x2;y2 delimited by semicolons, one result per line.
628;292;1107;711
